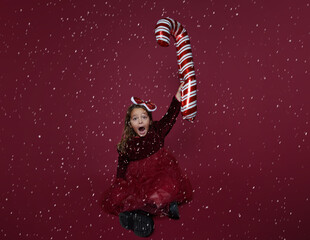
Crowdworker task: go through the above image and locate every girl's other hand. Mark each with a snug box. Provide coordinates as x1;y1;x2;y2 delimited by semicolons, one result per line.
175;82;184;102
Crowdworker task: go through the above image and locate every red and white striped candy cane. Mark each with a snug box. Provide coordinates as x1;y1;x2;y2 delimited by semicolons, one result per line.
155;17;197;122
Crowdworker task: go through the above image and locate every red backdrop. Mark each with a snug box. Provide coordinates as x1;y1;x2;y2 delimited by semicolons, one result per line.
1;0;309;239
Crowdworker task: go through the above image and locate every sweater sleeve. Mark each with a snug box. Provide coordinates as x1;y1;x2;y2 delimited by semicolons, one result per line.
155;96;181;138
116;151;128;179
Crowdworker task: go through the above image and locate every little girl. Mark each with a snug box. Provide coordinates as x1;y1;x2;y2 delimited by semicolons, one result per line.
102;83;192;237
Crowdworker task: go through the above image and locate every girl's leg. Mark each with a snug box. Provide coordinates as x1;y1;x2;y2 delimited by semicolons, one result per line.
119;210;154;238
168;202;180;220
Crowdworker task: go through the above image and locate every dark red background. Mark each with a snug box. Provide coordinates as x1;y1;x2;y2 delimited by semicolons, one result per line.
1;0;309;239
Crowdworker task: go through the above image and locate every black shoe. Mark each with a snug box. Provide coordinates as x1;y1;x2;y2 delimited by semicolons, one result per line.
168;202;180;220
119;211;154;237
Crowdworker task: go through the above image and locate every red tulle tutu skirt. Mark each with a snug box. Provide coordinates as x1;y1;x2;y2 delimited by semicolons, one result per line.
102;148;192;216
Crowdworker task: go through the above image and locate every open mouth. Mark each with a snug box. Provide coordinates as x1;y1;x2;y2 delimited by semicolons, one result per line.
138;127;147;136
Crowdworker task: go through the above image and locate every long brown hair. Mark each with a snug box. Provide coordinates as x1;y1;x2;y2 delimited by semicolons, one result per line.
117;104;153;154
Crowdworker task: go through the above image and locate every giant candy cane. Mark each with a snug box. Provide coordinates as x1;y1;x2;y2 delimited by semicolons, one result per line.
155;17;197;122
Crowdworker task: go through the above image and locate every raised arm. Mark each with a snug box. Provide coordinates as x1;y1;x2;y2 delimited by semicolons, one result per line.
155;83;183;137
155;95;181;138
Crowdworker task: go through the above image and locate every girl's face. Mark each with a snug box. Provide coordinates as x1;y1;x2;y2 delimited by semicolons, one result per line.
129;108;151;137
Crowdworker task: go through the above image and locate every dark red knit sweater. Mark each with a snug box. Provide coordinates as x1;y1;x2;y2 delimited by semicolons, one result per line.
116;96;181;179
